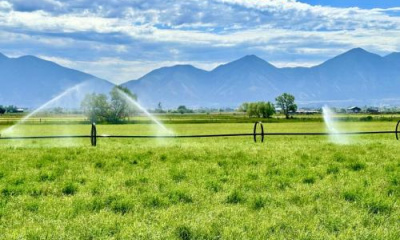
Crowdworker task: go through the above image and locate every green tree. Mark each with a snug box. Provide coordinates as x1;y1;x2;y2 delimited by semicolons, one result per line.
244;102;275;118
155;102;165;113
5;105;17;113
81;93;110;123
258;101;275;118
177;105;189;114
109;86;137;123
81;86;138;123
0;105;5;115
247;103;258;117
275;93;297;119
238;102;249;112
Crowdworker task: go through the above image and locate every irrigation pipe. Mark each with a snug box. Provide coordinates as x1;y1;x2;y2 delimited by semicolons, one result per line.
0;120;398;146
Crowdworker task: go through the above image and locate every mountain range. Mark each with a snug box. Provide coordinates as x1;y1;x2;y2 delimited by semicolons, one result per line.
0;48;399;109
123;48;400;108
0;53;113;108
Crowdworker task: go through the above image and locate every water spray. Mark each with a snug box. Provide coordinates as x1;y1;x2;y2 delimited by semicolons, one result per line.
0;82;87;136
115;88;172;134
322;106;349;144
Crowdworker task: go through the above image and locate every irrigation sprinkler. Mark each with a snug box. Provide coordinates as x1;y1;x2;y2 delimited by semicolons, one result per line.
253;122;264;143
91;122;97;146
0;121;399;146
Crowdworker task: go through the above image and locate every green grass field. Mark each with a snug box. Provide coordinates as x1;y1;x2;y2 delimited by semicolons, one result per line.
2;112;400;125
0;120;400;239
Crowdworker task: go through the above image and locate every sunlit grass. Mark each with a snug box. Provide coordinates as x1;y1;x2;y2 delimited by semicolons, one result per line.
0;121;399;238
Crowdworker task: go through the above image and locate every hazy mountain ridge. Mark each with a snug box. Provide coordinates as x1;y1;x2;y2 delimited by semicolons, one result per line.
123;48;400;108
1;48;400;109
0;54;114;108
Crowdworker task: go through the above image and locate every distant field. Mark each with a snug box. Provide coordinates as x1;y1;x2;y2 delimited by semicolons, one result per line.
1;112;400;125
0;121;400;239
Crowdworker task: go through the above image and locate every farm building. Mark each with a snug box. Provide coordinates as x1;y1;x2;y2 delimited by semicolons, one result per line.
347;106;361;113
366;107;379;113
295;109;320;115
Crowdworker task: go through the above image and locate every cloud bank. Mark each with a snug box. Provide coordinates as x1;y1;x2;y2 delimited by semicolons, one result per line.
0;0;399;83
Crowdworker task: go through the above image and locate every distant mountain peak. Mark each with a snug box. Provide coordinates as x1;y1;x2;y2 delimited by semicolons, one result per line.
0;53;114;108
241;54;262;60
17;55;42;61
167;64;198;70
236;54;268;63
318;47;382;68
152;64;206;74
340;48;379;58
385;52;400;58
385;52;400;66
347;47;368;53
213;54;276;72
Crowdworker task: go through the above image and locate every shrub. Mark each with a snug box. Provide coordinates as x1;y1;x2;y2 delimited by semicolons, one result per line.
168;190;193;204
343;191;358;202
251;196;266;210
326;166;340;174
124;179;136;187
303;176;316;184
360;116;373;121
206;181;221;192
176;226;192;240
226;190;244;204
348;162;366;171
94;161;105;168
171;170;187;182
39;172;56;182
365;200;391;214
111;199;133;215
144;196;166;208
62;183;78;196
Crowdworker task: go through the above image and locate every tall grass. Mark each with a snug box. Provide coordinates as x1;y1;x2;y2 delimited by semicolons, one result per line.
0;122;399;238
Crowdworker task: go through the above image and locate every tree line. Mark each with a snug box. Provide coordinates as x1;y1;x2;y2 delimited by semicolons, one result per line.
0;105;19;114
238;93;297;119
2;92;298;120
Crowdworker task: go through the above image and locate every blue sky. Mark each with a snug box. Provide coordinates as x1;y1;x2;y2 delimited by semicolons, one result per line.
0;0;399;84
299;0;400;9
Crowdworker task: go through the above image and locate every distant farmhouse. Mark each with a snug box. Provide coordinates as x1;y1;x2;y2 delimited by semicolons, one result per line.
366;107;379;114
347;106;361;113
295;109;320;115
0;106;25;114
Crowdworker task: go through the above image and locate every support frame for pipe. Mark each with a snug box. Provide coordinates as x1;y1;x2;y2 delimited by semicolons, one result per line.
253;122;264;143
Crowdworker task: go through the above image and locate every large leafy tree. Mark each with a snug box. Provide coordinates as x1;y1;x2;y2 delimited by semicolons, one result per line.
275;93;297;119
81;86;138;123
177;105;189;114
109;86;137;122
258;101;275;118
5;105;17;113
238;102;249;112
81;93;109;123
0;106;5;114
242;102;275;118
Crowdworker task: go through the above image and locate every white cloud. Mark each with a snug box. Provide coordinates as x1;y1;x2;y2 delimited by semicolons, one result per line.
0;1;11;10
0;0;399;82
